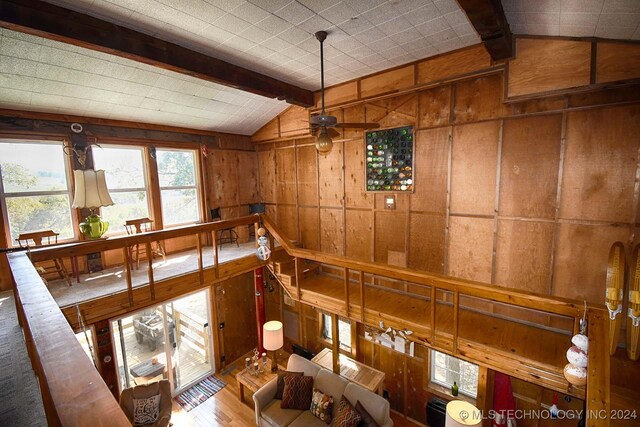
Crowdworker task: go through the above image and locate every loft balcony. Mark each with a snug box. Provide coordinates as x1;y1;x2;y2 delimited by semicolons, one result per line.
5;214;615;426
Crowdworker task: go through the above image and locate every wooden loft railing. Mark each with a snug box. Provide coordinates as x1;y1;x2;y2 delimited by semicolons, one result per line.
260;214;610;427
6;215;262;426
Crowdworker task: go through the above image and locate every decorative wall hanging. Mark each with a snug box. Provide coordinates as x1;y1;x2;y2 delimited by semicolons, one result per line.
365;126;414;192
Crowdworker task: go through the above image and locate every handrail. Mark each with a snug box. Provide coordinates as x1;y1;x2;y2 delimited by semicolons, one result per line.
260;214;605;318
8;251;130;426
24;215;260;262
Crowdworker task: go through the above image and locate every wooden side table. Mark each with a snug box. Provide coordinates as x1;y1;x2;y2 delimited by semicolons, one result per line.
311;348;385;395
236;359;277;403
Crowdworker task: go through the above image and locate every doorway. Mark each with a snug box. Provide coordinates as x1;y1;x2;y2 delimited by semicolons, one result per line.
112;288;213;394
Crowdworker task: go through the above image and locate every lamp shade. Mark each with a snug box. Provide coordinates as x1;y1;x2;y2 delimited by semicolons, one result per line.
72;169;114;209
263;320;283;351
445;400;482;427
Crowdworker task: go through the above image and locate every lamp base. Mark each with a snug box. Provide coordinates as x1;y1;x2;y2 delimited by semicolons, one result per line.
79;213;110;239
271;351;279;372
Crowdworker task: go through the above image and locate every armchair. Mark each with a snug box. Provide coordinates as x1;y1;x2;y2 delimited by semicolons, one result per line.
119;379;172;427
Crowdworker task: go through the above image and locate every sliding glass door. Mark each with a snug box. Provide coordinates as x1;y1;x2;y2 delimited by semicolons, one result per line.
112;289;213;394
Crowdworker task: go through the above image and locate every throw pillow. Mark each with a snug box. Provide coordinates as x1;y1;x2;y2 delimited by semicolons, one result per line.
355;400;381;427
132;394;160;426
333;396;362;427
281;375;314;410
310;388;334;424
275;370;303;400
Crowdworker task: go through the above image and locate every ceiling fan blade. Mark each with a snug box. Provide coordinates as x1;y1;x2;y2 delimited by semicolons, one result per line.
335;122;380;129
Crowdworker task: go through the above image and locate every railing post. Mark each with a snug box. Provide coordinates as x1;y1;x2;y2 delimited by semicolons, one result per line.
196;232;204;285
586;309;610;427
430;285;436;345
359;271;365;323
295;257;301;300
145;242;155;300
453;289;459;354
122;247;133;307
344;268;350;318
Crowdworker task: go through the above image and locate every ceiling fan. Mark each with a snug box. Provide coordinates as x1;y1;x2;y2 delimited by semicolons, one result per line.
311;31;379;154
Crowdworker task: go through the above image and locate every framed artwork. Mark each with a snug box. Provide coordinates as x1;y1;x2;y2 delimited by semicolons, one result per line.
365;126;414;192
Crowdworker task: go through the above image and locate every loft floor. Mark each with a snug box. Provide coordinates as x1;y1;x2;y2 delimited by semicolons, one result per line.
47;242;257;307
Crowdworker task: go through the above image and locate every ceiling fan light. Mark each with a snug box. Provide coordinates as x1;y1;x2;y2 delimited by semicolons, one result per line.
316;131;333;154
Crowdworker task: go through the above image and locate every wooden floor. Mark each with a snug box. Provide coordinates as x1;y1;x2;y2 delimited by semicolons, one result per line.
47;242;257;307
169;354;423;427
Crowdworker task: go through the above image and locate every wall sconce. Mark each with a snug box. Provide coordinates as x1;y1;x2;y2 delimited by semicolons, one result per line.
384;194;396;210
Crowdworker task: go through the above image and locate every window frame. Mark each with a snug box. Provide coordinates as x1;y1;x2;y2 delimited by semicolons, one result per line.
0;139;77;246
319;313;353;353
155;147;202;228
91;144;151;236
429;350;479;399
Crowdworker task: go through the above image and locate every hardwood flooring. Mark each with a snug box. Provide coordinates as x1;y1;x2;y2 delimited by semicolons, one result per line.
169;354;424;427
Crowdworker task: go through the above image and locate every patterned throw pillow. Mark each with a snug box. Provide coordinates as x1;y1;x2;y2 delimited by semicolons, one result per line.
310;388;334;424
333;396;362;427
281;375;314;410
355;400;381;427
132;394;160;426
275;371;303;400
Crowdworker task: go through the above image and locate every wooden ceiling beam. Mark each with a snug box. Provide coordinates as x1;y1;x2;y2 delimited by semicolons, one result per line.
0;0;315;107
457;0;514;61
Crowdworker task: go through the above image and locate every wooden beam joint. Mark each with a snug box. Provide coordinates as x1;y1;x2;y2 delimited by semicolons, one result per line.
457;0;514;61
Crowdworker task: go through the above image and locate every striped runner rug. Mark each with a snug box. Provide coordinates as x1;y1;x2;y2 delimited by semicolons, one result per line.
174;375;226;411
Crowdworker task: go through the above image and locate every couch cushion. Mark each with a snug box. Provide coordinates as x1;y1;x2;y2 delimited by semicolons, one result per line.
287;354;322;377
333;396;362;427
275;371;303;400
310;388;334;424
281;375;314;410
262;399;303;426
289;410;330;427
343;383;390;426
314;369;349;419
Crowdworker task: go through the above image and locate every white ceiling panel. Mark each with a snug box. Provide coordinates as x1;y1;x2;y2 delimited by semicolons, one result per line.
502;0;640;40
0;28;289;134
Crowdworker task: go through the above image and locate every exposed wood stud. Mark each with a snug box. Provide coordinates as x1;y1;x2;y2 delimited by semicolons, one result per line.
490;120;504;284
548;112;568;295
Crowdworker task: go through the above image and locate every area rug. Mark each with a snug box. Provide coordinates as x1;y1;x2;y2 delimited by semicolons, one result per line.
174;375;226;411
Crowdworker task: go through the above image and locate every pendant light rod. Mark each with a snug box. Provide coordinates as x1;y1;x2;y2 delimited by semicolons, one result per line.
315;31;328;114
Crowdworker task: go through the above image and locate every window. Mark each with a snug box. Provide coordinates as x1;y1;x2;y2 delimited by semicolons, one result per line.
430;350;479;398
156;149;200;226
321;313;351;352
0;140;74;243
92;146;149;234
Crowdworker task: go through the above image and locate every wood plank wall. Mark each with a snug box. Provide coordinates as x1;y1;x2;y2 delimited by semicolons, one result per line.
256;38;640;425
0;114;259;290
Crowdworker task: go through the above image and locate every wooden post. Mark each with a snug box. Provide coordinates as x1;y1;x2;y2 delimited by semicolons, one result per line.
212;231;219;279
430;285;436;345
586;309;610;427
123;247;133;307
255;267;266;353
344;268;350;317
331;313;340;374
295;257;301;300
359;271;365;323
453;289;459;354
145;242;155;300
196;233;204;285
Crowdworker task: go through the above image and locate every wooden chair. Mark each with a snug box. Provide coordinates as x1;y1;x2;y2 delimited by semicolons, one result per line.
124;218;166;269
16;230;72;286
210;207;239;249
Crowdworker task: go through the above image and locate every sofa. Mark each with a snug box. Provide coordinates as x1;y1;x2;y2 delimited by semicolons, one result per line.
253;354;393;427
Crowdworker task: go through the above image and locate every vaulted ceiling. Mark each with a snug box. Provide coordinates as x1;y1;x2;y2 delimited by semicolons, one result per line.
0;0;638;135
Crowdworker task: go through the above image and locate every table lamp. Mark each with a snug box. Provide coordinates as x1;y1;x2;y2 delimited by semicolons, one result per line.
263;320;283;372
445;400;482;427
72;169;114;239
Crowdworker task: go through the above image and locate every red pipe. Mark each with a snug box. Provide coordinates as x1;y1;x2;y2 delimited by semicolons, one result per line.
254;267;266;353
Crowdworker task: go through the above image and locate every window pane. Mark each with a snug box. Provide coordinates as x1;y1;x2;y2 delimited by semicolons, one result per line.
322;314;332;340
431;350;479;398
338;319;351;350
6;194;74;241
0;143;68;192
161;188;198;225
93;147;146;189
157;150;196;187
100;192;149;234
